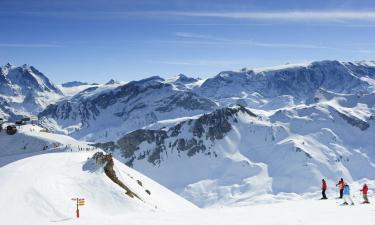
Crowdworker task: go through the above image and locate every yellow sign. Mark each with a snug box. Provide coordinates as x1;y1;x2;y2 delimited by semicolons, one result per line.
71;197;86;206
78;199;85;206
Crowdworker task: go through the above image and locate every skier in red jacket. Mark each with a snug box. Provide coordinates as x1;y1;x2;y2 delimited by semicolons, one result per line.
321;179;328;199
336;178;345;198
360;184;370;204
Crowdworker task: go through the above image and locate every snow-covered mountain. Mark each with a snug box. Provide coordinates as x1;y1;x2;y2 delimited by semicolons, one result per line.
5;59;375;208
1;114;374;225
39;76;217;142
96;90;375;207
0;63;63;120
196;60;375;109
0;124;196;223
39;60;375;142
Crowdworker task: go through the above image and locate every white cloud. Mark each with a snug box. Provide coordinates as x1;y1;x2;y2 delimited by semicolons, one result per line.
168;11;375;21
149;59;251;66
19;10;375;23
357;50;375;54
170;32;329;49
0;43;63;48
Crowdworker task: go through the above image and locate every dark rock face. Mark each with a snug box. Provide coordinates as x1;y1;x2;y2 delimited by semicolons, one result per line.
97;105;257;166
91;152;141;199
94;141;119;152
335;110;370;131
155;92;216;113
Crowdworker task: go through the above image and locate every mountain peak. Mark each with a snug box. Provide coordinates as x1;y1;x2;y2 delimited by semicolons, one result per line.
174;74;198;83
105;79;119;85
22;64;30;69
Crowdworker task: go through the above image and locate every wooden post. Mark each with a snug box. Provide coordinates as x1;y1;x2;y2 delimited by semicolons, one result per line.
76;198;79;218
71;197;85;218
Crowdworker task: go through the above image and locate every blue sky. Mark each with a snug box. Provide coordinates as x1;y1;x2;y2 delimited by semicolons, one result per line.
1;0;375;83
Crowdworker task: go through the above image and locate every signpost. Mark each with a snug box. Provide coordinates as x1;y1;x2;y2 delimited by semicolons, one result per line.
71;198;85;218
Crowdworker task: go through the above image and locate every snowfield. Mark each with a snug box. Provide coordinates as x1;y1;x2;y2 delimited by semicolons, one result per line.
0;151;196;225
0;124;374;225
46;199;375;225
1;60;375;225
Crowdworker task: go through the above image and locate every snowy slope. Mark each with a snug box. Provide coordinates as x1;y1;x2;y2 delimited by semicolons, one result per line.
0;152;196;224
0;124;93;166
97;101;375;207
35;59;375;207
0;63;63;120
5;60;375;209
0;124;196;224
1;187;374;225
1;125;372;224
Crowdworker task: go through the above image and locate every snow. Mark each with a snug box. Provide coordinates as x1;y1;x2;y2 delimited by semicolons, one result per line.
40;77;216;142
0;126;196;224
0;124;93;164
1;134;373;225
1;60;375;224
108;101;375;207
1;184;374;225
57;84;100;97
253;61;312;73
0;64;63;119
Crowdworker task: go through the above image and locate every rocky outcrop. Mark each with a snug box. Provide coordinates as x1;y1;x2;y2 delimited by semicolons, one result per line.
92;152;141;199
97;105;257;166
334;110;370;131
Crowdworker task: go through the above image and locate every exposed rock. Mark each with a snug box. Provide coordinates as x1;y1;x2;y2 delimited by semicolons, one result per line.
97;105;257;166
334;110;370;131
92;152;141;199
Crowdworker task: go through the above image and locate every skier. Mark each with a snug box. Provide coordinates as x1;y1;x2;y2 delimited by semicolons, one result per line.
321;179;328;199
360;184;370;204
336;178;345;198
343;184;354;205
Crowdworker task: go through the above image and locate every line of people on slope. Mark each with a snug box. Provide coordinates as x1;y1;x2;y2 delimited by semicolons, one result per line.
321;178;370;205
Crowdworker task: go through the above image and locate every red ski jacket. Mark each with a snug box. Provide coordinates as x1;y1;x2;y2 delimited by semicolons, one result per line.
322;180;327;190
337;181;345;190
361;185;368;195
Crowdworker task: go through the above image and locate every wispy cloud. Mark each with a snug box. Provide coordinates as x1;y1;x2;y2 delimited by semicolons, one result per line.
149;59;253;67
15;10;375;23
357;50;375;54
0;43;63;48
175;32;225;41
167;11;375;21
170;32;329;49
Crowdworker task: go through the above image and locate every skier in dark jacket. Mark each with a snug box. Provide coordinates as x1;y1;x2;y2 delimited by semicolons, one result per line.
336;178;345;198
360;184;370;204
321;179;328;199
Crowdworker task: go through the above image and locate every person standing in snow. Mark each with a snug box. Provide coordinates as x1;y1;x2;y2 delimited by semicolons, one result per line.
360;184;370;204
321;179;328;199
343;184;354;205
336;178;345;199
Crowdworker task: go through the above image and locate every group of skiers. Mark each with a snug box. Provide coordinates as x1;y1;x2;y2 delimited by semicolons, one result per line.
321;178;370;205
